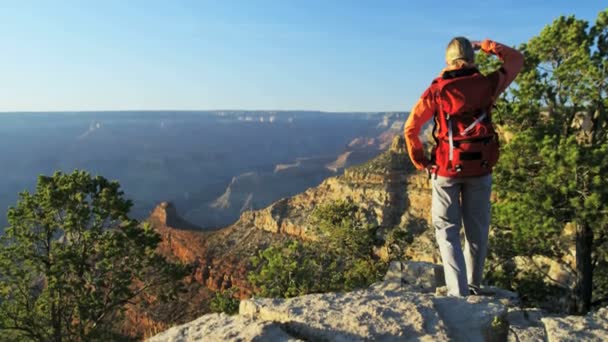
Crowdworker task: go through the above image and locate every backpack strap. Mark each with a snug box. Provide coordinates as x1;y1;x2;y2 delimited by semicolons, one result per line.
430;79;441;167
447;117;454;164
460;112;487;136
435;76;458;168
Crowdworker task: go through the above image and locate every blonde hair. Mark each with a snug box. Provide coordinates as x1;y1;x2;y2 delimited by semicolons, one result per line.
445;37;474;66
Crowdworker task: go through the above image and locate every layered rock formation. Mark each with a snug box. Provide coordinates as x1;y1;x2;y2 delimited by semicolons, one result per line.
150;201;286;297
191;115;406;229
150;261;608;342
137;136;438;338
238;136;431;242
146;136;436;307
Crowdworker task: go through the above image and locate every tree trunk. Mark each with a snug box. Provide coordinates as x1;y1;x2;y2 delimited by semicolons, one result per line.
572;222;593;314
52;300;62;342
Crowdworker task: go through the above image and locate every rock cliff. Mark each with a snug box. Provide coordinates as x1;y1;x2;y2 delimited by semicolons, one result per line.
149;201;286;297
150;202;209;263
147;136;436;306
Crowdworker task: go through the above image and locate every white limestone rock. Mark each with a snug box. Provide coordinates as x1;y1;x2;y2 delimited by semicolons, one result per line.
147;261;517;342
241;279;508;341
507;308;546;342
147;313;299;342
241;287;450;341
432;295;508;342
542;307;608;342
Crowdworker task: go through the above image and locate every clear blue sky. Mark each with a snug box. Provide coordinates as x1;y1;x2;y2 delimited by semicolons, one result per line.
0;0;604;112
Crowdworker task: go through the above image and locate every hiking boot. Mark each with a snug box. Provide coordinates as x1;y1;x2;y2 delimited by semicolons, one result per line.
468;284;497;296
468;284;481;296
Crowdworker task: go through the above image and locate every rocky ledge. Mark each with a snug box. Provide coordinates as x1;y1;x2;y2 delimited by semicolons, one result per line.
147;261;607;342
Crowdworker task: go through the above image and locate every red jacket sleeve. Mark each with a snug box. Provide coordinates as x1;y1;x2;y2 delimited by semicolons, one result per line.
404;87;435;170
480;39;524;98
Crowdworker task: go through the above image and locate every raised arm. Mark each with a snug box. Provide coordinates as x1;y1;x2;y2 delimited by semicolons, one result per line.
479;39;524;98
404;88;435;170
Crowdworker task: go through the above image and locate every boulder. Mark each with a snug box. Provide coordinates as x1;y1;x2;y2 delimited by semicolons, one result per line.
542;307;608;342
147;313;299;342
507;308;546;342
240;279;508;341
383;261;445;292
432;295;508;342
240;285;451;341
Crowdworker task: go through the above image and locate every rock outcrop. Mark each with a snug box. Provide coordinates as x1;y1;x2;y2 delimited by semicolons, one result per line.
542;307;608;342
151;201;203;232
147;313;297;342
148;262;511;342
149;261;608;342
149;202;209;264
150;202;287;297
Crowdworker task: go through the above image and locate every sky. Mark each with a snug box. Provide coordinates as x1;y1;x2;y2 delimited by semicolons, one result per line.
0;0;605;112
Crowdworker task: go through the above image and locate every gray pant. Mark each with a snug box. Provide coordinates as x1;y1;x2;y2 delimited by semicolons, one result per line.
432;174;492;296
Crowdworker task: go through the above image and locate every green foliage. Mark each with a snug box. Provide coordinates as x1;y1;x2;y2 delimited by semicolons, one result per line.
0;170;186;341
349;149;412;174
384;226;415;260
312;200;377;259
249;240;323;298
342;258;385;291
477;9;608;313
248;201;385;298
209;289;240;315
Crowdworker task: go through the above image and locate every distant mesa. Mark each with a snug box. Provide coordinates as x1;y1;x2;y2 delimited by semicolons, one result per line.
325;151;353;172
210;172;259;210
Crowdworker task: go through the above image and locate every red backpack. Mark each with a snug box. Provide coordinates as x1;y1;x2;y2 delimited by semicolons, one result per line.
430;68;499;178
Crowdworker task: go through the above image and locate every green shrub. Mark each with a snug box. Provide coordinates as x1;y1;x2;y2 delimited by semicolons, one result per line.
249;240;322;298
311;199;377;260
343;258;386;291
248;201;386;298
209;289;240;315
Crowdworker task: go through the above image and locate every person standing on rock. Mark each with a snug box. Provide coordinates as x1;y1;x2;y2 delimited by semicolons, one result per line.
403;38;523;296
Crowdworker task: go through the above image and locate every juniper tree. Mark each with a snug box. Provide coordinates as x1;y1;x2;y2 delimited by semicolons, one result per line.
478;10;608;314
0;170;185;341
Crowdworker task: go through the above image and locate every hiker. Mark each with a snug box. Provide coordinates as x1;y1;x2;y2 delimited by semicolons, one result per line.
404;38;524;296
